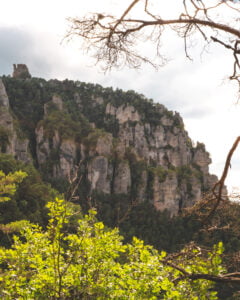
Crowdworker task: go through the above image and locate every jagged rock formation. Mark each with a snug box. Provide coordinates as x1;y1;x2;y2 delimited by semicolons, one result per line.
12;64;31;79
0;68;222;216
0;79;9;107
0;79;31;162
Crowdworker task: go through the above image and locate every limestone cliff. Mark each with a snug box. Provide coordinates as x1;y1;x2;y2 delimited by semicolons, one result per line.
0;79;31;162
0;69;222;216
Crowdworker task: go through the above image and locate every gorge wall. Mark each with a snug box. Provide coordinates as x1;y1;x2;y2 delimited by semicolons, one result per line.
0;66;219;216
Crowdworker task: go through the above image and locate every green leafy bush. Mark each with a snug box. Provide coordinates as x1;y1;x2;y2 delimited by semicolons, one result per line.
0;197;223;299
0;154;57;227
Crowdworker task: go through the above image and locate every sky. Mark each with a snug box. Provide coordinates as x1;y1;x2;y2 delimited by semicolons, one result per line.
0;0;240;193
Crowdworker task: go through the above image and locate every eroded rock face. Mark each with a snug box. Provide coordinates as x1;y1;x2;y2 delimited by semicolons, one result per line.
44;95;64;115
193;144;211;175
1;72;222;216
88;156;112;194
95;134;113;156
113;161;131;194
54;140;77;178
0;79;9;107
34;97;219;215
106;103;140;124
36;125;78;178
12;64;31;79
0;79;30;162
52;95;63;111
153;173;180;216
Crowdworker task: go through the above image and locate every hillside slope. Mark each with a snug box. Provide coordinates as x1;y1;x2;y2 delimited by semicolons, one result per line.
0;65;219;220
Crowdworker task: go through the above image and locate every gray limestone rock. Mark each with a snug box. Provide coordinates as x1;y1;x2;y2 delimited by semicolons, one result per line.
0;79;30;162
153;173;180;216
113;161;131;194
88;156;112;194
0;79;9;107
106;103;140;124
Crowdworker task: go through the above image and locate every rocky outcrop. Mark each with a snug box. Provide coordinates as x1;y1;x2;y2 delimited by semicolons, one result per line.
44;95;64;114
12;64;31;79
36;125;78;178
0;78;30;162
1;71;223;216
113;161;131;194
153;172;180;215
94;133;112;156
88;156;112;194
54;139;77;178
0;79;9;107
34;95;219;215
106;103;140;124
193;143;211;175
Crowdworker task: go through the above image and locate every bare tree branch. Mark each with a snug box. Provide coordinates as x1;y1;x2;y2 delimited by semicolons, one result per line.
204;136;240;223
161;242;240;284
66;0;240;88
179;273;240;283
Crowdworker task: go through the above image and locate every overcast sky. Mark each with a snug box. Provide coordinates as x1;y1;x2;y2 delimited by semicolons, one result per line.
1;0;240;192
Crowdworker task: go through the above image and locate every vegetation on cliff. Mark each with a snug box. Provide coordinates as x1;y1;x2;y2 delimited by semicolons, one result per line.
1;74;240;297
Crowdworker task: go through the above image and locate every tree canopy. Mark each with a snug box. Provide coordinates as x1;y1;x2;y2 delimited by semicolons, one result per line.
0;170;27;203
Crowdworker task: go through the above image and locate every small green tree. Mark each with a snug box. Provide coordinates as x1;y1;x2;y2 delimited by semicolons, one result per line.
0;170;28;234
0;170;27;203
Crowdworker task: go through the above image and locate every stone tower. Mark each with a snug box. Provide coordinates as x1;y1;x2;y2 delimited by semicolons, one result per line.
12;64;31;79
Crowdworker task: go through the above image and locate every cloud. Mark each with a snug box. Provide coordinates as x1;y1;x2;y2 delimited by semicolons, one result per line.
0;27;32;75
0;27;56;77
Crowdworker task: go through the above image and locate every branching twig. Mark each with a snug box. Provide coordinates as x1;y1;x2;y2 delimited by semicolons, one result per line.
204;136;240;223
67;0;240;88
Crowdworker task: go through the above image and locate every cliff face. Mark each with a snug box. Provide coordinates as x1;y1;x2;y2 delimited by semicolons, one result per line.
1;72;219;216
0;79;31;162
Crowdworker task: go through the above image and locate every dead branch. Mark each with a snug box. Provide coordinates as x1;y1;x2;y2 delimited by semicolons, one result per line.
65;160;84;202
178;273;240;283
204;136;240;223
161;242;240;284
66;0;240;88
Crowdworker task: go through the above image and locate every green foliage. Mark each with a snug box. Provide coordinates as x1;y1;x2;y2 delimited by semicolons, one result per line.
149;165;168;183
118;201;201;252
0;198;222;299
2;77;47;135
176;165;203;193
2;76;180;142
103;114;119;137
0;154;57;227
83;128;108;150
102;88;169;126
0;170;27;202
0;169;28;235
177;165;194;181
38;110;83;141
